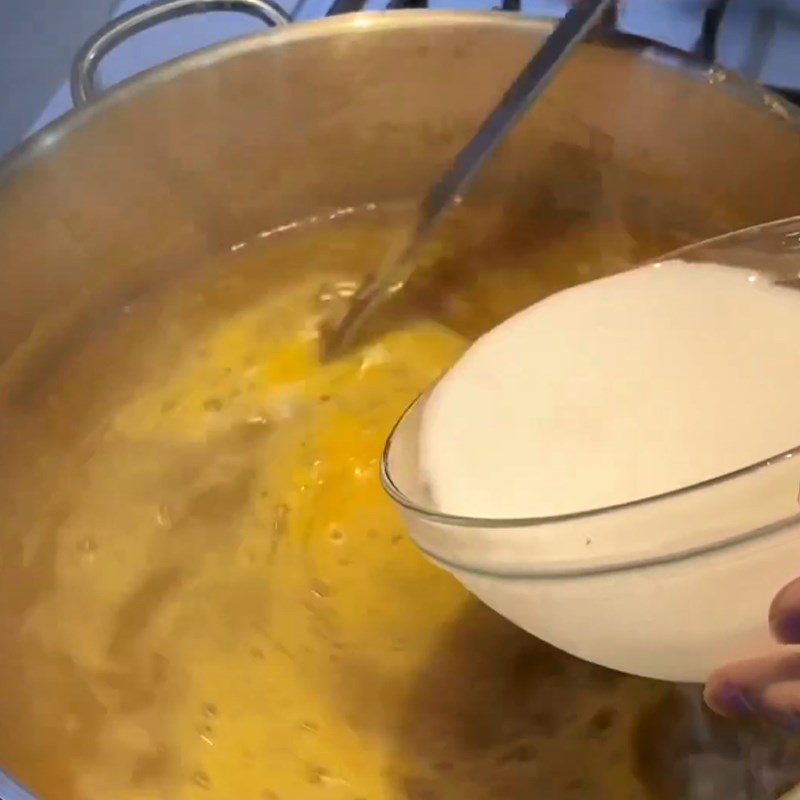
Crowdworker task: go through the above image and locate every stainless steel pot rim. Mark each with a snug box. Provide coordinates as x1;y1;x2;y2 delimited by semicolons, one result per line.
2;10;799;182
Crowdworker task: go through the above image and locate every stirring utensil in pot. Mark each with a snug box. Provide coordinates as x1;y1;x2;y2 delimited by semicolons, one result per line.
319;0;615;362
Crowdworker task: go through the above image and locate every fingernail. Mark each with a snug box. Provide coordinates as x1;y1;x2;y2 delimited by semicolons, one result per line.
771;612;800;644
710;684;758;717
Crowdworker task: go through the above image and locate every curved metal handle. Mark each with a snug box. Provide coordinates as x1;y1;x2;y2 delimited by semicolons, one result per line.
71;0;291;107
0;768;38;800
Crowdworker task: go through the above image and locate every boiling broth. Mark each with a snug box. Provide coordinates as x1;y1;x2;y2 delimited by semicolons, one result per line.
1;202;799;800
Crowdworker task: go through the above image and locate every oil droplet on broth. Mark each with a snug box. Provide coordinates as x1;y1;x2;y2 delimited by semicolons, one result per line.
77;537;98;556
328;527;344;543
156;504;173;529
191;770;212;790
197;721;214;737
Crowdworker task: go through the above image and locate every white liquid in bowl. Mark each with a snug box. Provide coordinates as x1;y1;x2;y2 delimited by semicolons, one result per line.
390;260;800;682
420;260;800;519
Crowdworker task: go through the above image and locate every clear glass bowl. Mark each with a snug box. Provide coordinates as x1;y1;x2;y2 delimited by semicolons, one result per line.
382;216;800;684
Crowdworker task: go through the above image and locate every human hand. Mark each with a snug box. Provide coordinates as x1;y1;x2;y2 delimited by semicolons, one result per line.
705;577;800;730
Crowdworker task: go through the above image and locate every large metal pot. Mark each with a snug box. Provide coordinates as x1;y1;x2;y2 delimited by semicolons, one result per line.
2;7;800;799
2;8;800;371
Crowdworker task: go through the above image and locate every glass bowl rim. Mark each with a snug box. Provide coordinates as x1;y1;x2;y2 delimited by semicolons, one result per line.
380;214;800;530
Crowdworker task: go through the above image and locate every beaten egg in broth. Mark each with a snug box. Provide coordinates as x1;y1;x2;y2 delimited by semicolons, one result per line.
2;201;800;800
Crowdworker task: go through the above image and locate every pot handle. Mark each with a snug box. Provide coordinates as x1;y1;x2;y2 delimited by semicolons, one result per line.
70;0;291;107
0;767;38;800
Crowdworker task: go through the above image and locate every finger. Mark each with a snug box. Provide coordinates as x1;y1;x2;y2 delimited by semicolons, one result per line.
705;652;800;717
760;680;800;731
703;679;759;719
770;577;800;643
